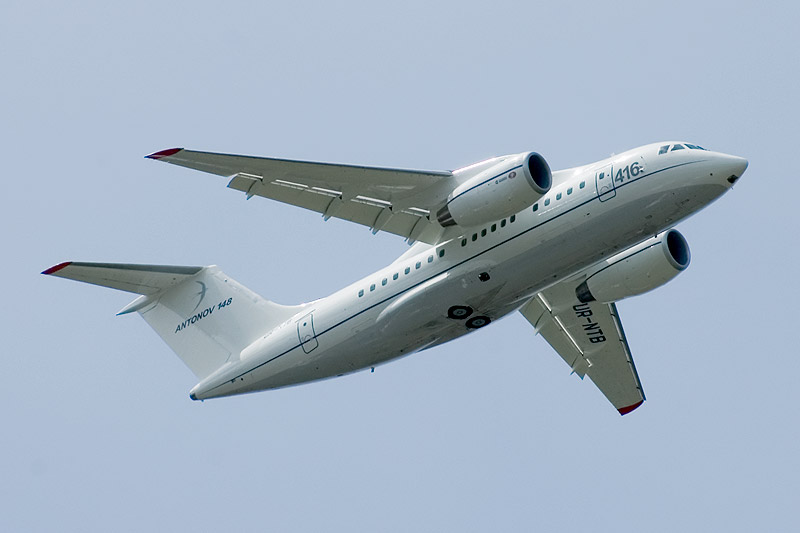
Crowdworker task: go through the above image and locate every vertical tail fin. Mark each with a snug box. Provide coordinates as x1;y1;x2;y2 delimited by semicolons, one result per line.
43;262;305;379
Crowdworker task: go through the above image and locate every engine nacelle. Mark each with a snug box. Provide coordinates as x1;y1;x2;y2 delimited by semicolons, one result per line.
437;152;551;228
575;230;691;304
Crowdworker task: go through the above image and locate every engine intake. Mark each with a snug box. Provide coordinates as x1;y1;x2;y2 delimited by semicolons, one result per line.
437;152;551;228
576;230;691;304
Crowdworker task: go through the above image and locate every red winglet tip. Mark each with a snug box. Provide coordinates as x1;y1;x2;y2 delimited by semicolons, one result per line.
618;400;644;416
145;148;182;160
42;261;72;275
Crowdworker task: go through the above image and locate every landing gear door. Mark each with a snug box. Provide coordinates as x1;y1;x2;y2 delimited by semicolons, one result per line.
296;312;318;353
595;164;615;201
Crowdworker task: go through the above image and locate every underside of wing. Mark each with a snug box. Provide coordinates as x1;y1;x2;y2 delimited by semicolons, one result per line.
520;281;645;415
146;148;456;244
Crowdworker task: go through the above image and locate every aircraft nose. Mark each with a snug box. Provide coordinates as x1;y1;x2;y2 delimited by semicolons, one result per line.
718;154;748;185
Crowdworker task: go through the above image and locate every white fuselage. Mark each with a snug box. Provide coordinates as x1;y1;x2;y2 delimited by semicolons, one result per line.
190;142;746;400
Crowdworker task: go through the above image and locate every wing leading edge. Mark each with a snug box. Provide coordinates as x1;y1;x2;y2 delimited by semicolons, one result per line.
520;280;645;415
146;148;456;245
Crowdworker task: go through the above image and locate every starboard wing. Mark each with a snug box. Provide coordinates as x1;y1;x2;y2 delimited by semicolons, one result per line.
146;148;456;245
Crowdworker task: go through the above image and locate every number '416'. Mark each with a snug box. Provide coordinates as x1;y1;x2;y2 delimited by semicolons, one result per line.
615;161;642;183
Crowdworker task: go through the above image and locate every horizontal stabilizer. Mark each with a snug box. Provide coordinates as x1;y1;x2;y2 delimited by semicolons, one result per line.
41;262;203;295
43;261;306;380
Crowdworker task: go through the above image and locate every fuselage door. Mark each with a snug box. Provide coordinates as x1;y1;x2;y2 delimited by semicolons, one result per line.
595;164;616;201
296;312;319;353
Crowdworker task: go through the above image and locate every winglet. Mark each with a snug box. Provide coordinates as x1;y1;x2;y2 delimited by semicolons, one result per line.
145;148;183;160
42;262;72;275
617;400;644;416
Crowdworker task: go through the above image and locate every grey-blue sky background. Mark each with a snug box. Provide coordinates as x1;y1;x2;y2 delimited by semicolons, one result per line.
3;1;798;531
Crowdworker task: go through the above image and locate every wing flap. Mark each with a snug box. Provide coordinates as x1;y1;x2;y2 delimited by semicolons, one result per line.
227;174;440;242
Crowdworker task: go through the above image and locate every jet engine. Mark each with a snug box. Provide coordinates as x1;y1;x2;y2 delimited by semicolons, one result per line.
575;230;691;303
437;152;551;228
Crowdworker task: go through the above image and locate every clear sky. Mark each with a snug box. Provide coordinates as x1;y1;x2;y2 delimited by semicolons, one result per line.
3;1;799;531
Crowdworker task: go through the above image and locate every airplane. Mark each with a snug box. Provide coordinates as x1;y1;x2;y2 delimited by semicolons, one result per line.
42;141;748;415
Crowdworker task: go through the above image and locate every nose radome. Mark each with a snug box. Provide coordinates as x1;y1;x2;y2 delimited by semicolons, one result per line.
720;154;748;184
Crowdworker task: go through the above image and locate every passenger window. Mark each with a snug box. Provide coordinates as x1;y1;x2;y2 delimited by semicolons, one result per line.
393;273;398;280
358;289;364;297
370;284;376;291
556;192;562;200
533;203;538;212
580;181;585;189
491;224;497;232
461;238;467;247
544;198;550;206
416;262;421;269
481;229;487;237
382;278;387;286
427;255;433;263
510;215;516;223
438;249;445;258
405;267;410;275
501;219;506;228
567;187;573;195
472;233;478;241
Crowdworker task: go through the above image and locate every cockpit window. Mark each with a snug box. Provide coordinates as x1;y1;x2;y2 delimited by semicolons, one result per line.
660;143;708;155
